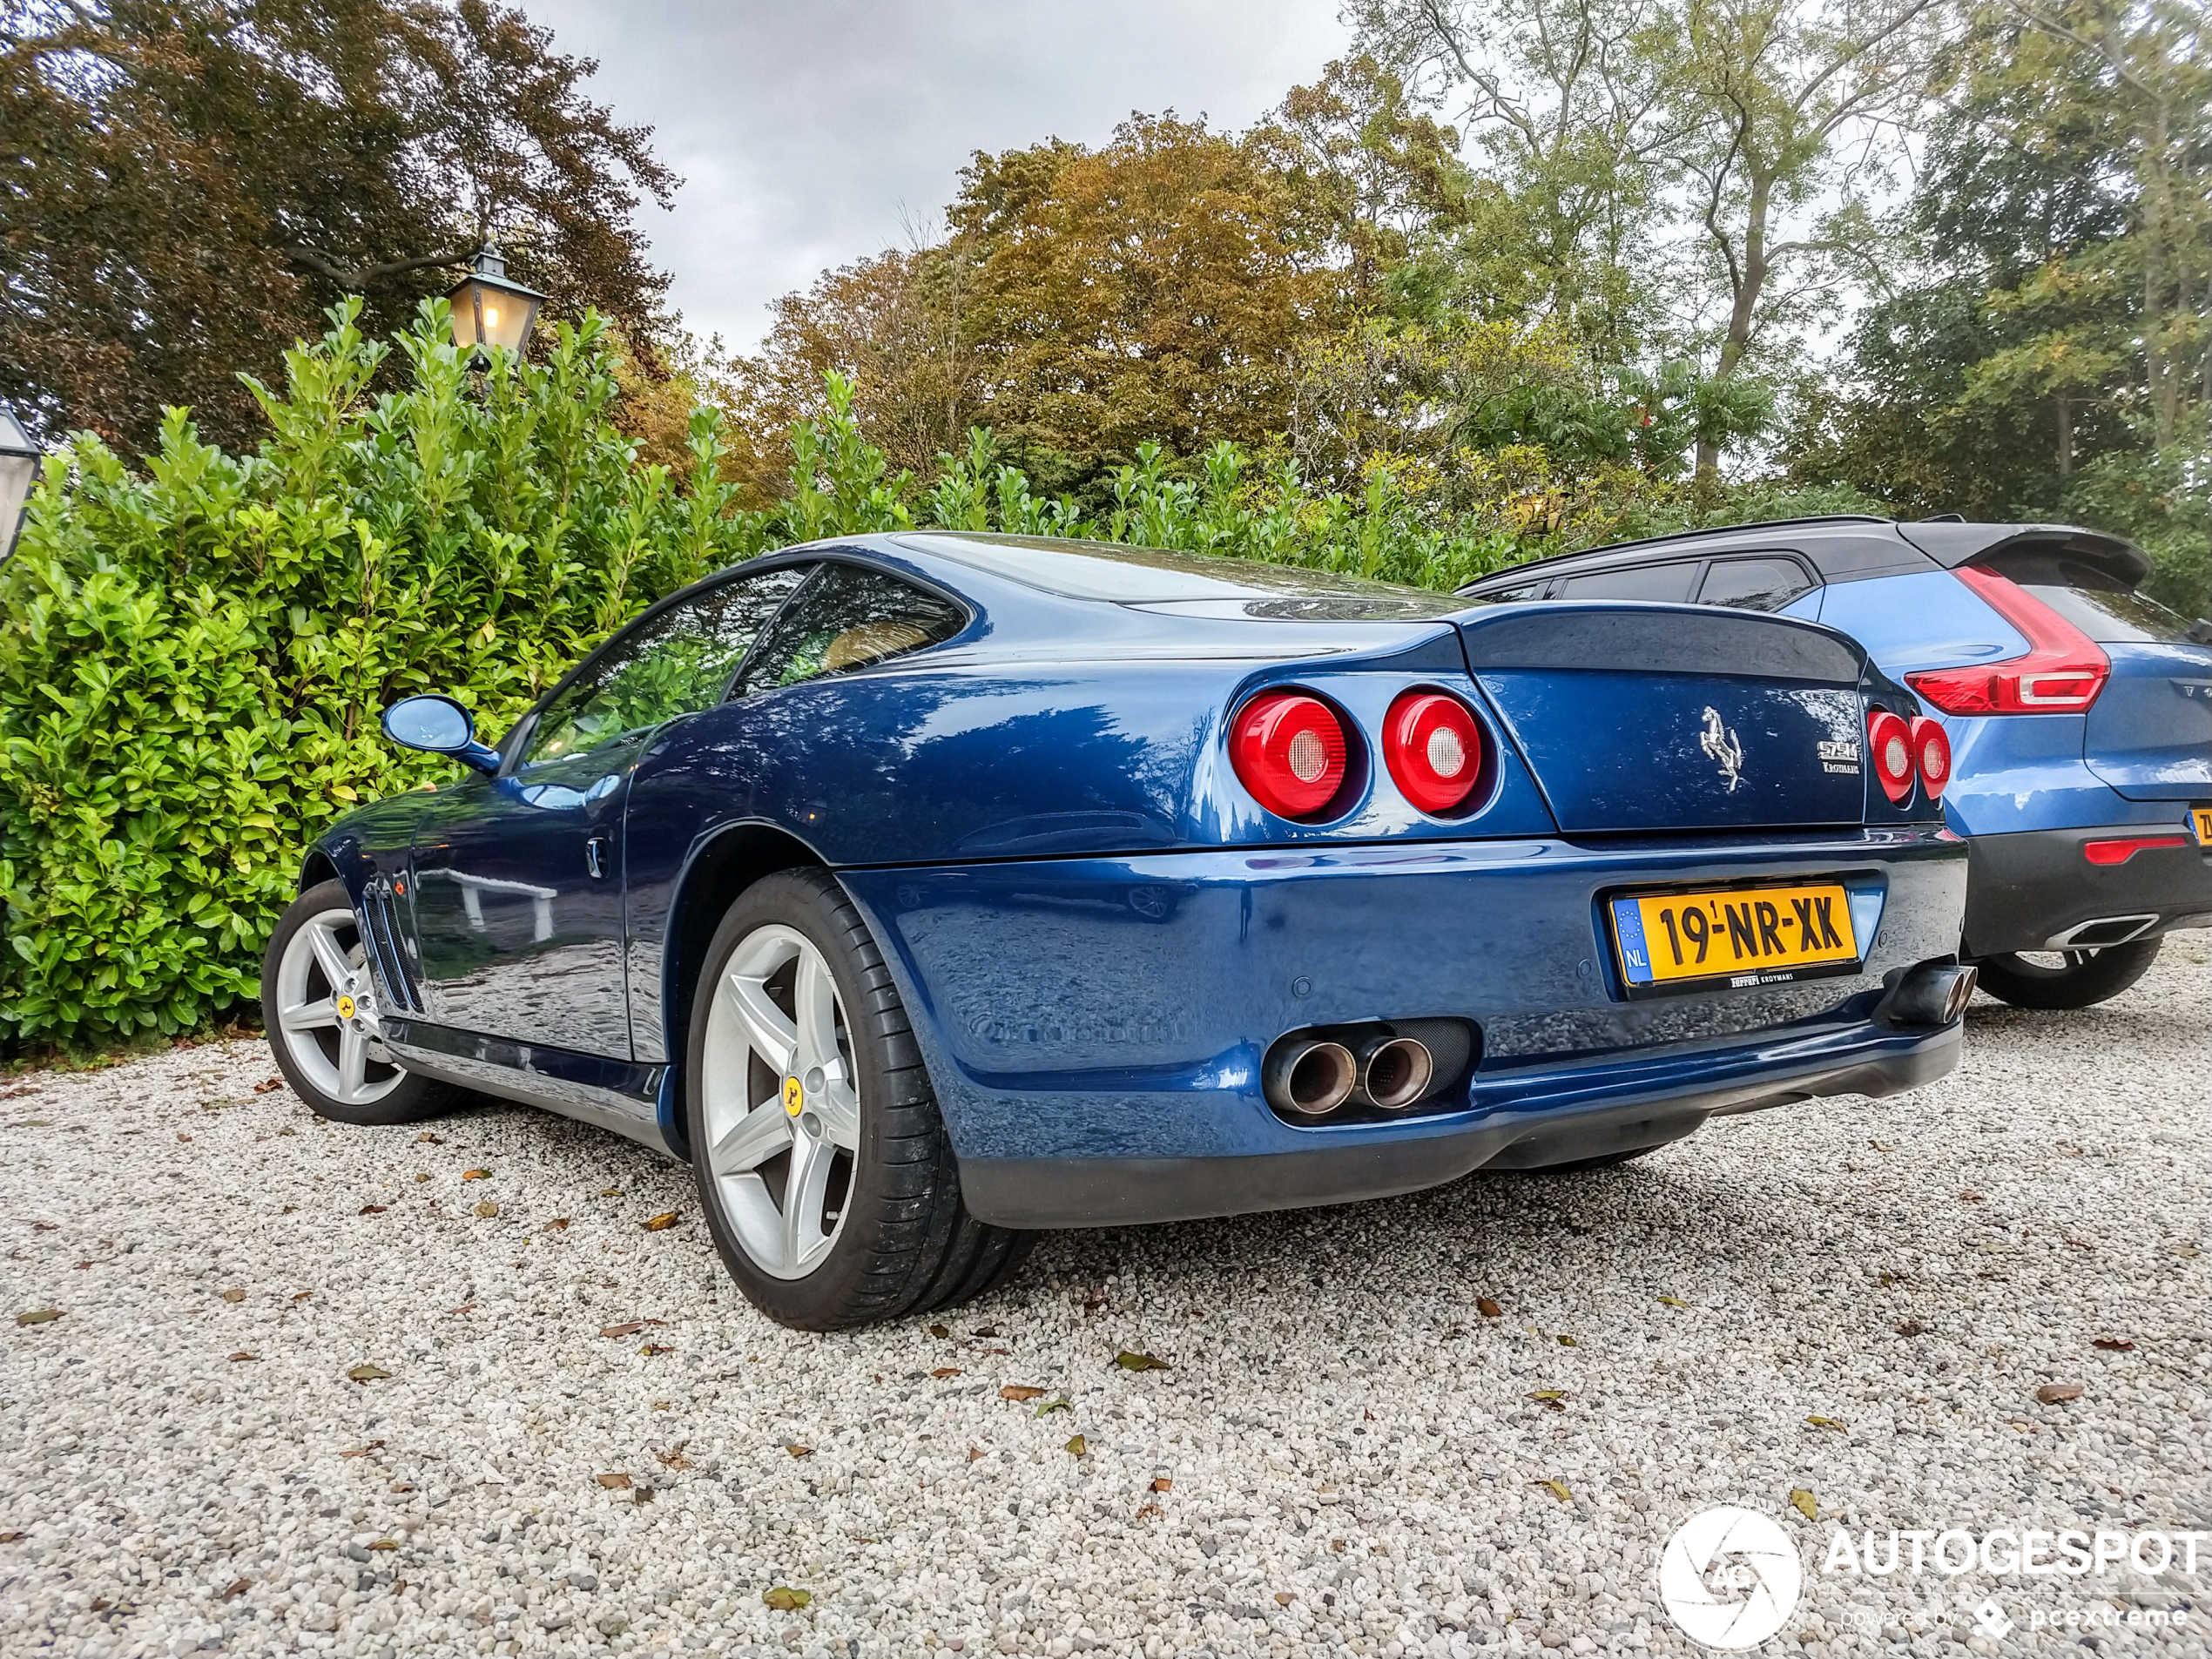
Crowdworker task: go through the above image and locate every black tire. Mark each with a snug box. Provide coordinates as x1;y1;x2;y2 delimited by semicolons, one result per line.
685;867;1033;1330
261;880;461;1125
1973;938;2161;1010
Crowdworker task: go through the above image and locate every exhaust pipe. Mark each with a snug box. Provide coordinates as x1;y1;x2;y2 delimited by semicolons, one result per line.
1886;961;1979;1027
1263;1039;1357;1116
1354;1035;1434;1111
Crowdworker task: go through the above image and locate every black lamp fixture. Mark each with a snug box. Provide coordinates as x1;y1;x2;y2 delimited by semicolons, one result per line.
445;238;547;366
0;403;37;563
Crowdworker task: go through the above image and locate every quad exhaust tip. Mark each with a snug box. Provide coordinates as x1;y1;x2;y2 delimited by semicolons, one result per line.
1887;961;1979;1027
1355;1035;1433;1111
1264;1039;1359;1116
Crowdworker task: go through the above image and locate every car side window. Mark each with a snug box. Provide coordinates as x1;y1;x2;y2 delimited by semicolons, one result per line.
1698;556;1816;612
732;563;967;698
1554;561;1700;602
523;565;812;767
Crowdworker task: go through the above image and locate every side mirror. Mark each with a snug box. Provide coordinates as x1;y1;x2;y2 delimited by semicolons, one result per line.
381;694;501;774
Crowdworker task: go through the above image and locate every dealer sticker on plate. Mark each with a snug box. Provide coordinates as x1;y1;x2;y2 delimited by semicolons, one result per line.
1610;881;1859;993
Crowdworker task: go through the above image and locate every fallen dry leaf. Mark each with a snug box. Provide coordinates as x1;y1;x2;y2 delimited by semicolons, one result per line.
1804;1415;1846;1432
220;1288;246;1303
596;1473;631;1490
545;1217;570;1231
1063;1434;1087;1456
786;1444;813;1458
447;1304;476;1317
220;1577;250;1599
999;1385;1047;1402
1134;1502;1163;1521
1557;1334;1577;1346
641;1212;678;1231
473;1201;499;1218
30;1221;57;1231
651;1444;692;1470
927;1322;951;1338
967;1445;984;1462
0;1532;25;1543
462;1170;491;1181
640;1343;673;1356
1791;1488;1817;1521
415;1131;442;1143
1895;1318;1926;1337
1033;1398;1072;1419
2036;1383;2083;1404
597;1187;622;1197
1656;1295;1690;1309
228;1352;257;1362
1113;1350;1170;1372
16;1310;63;1326
762;1587;811;1611
1476;1297;1503;1318
291;1291;312;1300
2092;1337;2135;1352
346;1364;391;1382
253;1077;285;1094
1275;1591;1295;1606
1149;1477;1172;1493
1959;1189;1983;1202
1533;1479;1571;1504
1527;1391;1567;1411
366;1540;398;1551
359;1204;388;1216
931;1367;962;1379
598;1320;664;1339
970;1325;1001;1338
338;1442;385;1458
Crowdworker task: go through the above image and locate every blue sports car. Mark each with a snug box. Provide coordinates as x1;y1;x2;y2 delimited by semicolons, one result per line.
266;534;1973;1328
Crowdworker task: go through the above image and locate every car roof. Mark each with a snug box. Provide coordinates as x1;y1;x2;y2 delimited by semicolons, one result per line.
1455;516;2149;593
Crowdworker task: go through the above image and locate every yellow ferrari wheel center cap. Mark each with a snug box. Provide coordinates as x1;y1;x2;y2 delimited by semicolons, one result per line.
336;994;357;1020
783;1076;804;1117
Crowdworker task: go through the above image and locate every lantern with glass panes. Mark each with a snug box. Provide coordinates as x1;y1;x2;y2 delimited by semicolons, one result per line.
446;239;546;367
0;403;37;563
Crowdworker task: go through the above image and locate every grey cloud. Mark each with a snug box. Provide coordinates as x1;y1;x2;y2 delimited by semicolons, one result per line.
518;0;1350;349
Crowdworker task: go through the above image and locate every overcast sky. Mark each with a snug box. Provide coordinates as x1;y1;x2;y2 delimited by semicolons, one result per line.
517;0;1353;354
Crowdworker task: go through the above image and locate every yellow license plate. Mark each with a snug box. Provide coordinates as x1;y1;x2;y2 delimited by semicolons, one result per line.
2192;806;2212;846
1609;882;1859;991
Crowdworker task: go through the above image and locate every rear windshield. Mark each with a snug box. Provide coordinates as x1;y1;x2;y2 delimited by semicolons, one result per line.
897;531;1458;611
2018;583;2194;644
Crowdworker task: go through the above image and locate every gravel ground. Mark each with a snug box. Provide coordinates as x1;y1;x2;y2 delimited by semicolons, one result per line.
3;941;2206;1659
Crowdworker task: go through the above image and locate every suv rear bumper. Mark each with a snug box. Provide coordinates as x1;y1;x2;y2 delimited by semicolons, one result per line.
1964;823;2212;956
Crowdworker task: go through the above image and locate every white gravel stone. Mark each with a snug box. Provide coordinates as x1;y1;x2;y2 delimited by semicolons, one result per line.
2;941;2206;1657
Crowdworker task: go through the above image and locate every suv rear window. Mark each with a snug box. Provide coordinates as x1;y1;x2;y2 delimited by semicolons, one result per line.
2019;583;2195;644
1698;556;1815;612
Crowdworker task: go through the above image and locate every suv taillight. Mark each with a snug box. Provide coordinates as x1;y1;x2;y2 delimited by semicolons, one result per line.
1905;565;2110;714
1230;690;1350;819
1382;689;1487;815
1868;709;1914;805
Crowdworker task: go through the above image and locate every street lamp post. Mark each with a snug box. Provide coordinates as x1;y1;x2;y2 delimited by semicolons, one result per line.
445;239;548;367
0;403;38;563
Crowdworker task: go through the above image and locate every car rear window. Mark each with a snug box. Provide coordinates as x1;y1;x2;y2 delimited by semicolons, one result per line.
898;531;1453;609
2015;582;2195;644
1698;556;1816;612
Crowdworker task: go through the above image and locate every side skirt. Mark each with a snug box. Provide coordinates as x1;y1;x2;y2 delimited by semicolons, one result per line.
381;1018;682;1162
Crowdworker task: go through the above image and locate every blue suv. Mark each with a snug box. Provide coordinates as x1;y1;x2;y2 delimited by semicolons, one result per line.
1460;516;2212;1008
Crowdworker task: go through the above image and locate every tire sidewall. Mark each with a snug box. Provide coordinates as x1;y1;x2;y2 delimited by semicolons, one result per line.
685;869;917;1328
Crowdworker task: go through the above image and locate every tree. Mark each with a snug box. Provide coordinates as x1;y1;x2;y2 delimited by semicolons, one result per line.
1;0;677;452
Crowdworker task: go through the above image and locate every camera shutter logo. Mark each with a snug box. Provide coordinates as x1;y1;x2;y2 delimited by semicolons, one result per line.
1659;1507;1803;1648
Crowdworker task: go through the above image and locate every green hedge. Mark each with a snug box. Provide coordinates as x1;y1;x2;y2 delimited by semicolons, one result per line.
1;300;1870;1049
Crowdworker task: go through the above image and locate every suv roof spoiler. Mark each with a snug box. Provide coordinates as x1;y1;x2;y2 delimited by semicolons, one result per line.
1894;521;2151;588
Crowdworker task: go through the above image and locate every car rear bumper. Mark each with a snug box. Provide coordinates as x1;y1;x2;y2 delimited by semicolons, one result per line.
1963;821;2212;956
955;1019;1959;1228
839;827;1969;1229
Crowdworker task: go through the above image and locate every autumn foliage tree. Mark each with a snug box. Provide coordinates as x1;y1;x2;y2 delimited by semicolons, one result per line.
1;0;678;452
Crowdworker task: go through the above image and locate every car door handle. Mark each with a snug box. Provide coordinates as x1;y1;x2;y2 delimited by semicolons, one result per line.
584;835;610;880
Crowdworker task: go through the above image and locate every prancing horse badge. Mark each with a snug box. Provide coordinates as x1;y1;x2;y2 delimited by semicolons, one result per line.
1699;706;1744;792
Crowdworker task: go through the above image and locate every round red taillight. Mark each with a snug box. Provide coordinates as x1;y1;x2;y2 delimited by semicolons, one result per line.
1383;689;1487;815
1868;709;1914;805
1910;716;1950;799
1230;690;1349;819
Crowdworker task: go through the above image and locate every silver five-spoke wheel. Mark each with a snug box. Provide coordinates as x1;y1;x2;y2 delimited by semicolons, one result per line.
700;923;861;1280
272;904;405;1108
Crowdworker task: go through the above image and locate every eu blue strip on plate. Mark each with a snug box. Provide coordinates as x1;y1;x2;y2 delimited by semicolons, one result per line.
1611;897;1653;984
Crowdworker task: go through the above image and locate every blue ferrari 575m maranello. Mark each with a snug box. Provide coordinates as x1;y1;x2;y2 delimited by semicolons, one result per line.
265;533;1975;1328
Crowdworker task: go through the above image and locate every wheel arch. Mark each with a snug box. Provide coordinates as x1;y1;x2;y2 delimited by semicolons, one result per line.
300;848;341;893
661;821;830;1086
